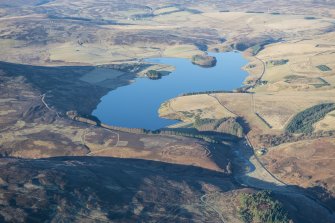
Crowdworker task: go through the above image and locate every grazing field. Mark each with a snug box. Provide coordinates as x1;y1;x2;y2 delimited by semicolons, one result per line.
159;94;236;124
314;110;335;131
161;90;335;134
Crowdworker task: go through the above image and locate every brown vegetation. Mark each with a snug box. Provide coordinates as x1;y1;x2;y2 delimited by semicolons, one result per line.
0;0;335;222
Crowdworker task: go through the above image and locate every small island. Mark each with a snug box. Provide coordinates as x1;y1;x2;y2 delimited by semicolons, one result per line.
146;70;162;80
191;54;217;67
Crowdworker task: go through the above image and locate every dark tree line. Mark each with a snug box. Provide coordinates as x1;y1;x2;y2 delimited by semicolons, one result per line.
285;103;335;134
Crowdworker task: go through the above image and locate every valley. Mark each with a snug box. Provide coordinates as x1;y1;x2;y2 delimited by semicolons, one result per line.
0;0;335;222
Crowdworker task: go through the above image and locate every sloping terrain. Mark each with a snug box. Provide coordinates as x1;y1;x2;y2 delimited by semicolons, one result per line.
0;66;226;172
0;0;334;65
0;60;334;222
0;157;238;222
0;0;335;222
1;156;335;223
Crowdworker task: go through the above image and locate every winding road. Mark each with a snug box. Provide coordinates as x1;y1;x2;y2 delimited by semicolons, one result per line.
84;128;120;156
40;93;60;118
206;85;335;219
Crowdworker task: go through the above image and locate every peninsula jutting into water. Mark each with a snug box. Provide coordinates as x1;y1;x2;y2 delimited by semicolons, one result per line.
93;52;248;129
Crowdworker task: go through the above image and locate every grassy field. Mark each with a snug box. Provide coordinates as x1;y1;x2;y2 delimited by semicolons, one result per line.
314;110;335;132
159;94;236;123
162;89;335;135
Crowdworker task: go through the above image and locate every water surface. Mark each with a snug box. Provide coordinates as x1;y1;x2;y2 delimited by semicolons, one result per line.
93;52;248;130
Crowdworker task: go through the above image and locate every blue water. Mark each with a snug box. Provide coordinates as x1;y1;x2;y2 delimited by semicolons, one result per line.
93;52;248;130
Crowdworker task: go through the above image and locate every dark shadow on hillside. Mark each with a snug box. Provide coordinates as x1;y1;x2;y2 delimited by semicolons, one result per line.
307;185;335;213
1;155;334;222
0;61;137;115
236;117;251;134
0;156;236;222
161;127;240;142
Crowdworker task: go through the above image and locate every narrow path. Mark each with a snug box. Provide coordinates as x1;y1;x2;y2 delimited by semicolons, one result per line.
207;93;291;188
167;100;177;113
80;128;92;153
244;136;287;187
251;93;255;113
207;94;238;116
72;115;124;157
206;84;287;189
206;89;335;217
40;93;60;118
254;56;266;83
235;137;335;218
85;128;120;156
200;194;225;223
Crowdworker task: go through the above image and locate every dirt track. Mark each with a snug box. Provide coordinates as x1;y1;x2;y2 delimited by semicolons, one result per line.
233;138;335;220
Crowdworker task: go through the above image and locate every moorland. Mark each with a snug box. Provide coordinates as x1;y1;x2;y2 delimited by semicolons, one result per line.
0;0;335;222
